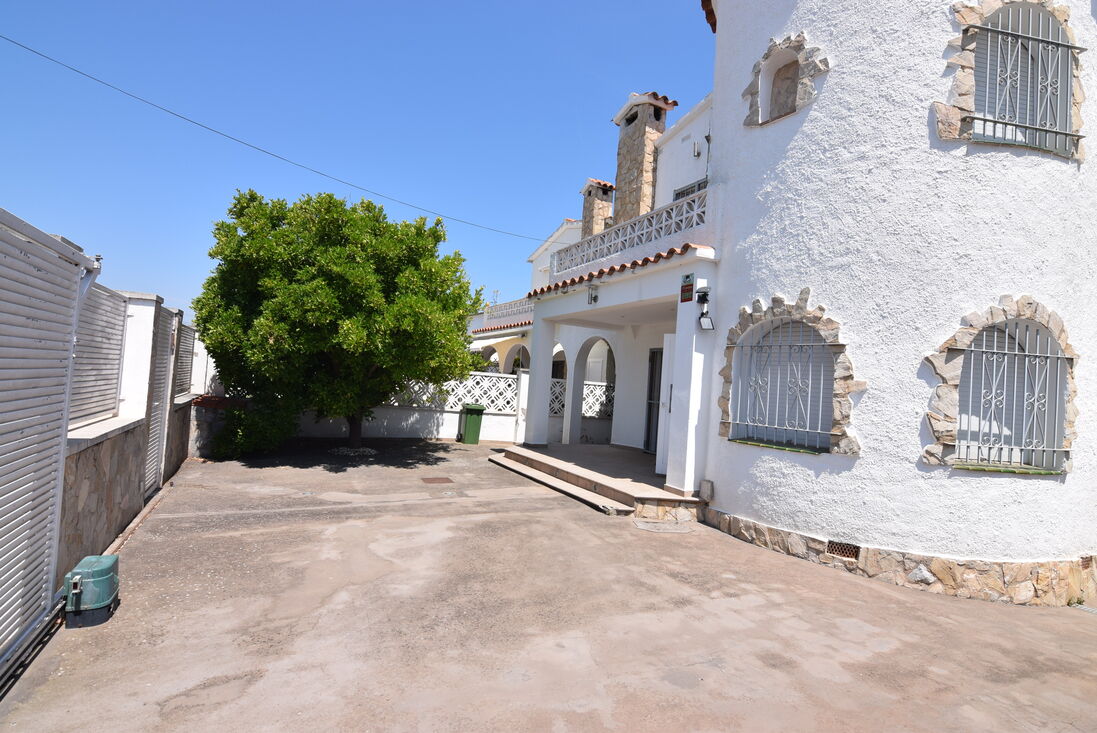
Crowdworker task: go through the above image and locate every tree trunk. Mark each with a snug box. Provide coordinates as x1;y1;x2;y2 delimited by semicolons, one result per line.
347;414;363;449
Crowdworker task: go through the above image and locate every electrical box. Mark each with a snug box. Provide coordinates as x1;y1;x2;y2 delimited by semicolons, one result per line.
64;555;119;628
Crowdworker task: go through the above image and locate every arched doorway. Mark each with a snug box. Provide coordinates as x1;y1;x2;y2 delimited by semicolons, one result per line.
479;345;500;373
563;336;616;445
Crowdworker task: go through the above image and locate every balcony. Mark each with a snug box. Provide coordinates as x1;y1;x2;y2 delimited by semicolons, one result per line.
549;188;707;278
480;298;534;330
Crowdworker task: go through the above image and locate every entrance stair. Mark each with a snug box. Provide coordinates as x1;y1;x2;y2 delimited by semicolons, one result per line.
490;445;702;520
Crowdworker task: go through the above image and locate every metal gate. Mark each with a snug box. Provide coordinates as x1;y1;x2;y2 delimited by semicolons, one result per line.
143;306;176;498
0;210;97;675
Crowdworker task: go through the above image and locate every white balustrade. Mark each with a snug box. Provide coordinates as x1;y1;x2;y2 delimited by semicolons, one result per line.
549;189;707;278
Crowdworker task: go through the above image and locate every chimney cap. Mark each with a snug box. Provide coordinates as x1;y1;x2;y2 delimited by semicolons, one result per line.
612;92;679;125
581;178;616;194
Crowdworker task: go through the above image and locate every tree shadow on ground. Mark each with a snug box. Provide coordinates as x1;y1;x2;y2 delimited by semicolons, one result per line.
237;437;460;473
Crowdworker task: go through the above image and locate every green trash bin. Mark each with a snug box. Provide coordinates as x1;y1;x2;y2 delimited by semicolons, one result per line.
460;403;486;444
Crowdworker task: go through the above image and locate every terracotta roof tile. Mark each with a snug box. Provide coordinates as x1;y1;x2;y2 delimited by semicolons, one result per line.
583;178;615;191
526;243;714;298
701;0;716;32
470;320;533;334
639;92;679;109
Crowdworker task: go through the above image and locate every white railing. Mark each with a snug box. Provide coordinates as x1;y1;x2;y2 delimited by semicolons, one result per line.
483;298;534;328
549;188;707;277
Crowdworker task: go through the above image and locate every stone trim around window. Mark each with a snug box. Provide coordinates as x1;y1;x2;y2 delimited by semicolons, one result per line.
922;295;1079;468
743;33;831;127
933;0;1085;161
717;288;866;456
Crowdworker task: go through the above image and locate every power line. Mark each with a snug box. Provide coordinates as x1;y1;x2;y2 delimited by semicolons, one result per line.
0;33;546;242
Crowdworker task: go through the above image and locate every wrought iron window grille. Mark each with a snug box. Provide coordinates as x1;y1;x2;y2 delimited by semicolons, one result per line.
955;319;1069;471
968;3;1083;157
729;319;837;452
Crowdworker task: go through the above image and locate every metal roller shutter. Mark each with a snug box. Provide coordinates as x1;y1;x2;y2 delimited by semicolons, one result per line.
0;209;96;676
69;284;127;426
173;324;194;397
144;307;175;497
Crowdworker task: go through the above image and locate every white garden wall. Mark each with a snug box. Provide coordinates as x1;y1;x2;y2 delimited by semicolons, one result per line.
299;407;519;442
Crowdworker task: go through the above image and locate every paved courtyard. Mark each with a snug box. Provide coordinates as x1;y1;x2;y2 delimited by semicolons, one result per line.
2;440;1096;732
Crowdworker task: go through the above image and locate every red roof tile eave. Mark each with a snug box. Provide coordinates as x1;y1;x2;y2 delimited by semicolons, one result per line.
470;319;533;335
525;243;714;298
701;0;716;32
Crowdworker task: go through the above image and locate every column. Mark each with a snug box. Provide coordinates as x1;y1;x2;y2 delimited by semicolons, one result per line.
523;316;555;446
562;346;586;445
664;275;715;495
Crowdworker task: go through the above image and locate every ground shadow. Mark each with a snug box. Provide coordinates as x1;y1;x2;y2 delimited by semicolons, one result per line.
237;437;460;473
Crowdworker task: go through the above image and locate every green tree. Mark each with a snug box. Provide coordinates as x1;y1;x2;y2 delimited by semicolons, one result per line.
193;190;483;454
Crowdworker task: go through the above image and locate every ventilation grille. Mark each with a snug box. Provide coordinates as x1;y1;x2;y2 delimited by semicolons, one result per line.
826;540;861;560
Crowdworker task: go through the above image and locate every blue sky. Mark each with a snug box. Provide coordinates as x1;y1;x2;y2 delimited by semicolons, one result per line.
1;2;714;313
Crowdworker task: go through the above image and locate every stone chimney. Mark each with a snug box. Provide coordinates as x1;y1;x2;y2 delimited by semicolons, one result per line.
612;92;678;223
580;179;615;238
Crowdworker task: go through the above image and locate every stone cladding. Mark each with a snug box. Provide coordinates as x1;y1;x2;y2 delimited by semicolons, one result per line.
702;506;1097;606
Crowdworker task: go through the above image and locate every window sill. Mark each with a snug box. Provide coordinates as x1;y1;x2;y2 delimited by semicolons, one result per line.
951;463;1064;476
730;438;827;456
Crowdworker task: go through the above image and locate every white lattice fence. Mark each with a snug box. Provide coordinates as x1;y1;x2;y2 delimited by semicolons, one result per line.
388;371;518;414
582;382;614;419
548;380;614;418
549;379;566;416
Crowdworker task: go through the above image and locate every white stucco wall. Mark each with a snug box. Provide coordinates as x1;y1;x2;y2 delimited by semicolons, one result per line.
702;0;1097;561
528;220;582;291
653;94;712;208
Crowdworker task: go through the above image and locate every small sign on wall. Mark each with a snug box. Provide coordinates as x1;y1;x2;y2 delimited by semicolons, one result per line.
680;273;695;303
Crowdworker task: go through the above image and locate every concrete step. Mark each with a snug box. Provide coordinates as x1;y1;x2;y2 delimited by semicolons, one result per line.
498;446;702;522
489;455;634;516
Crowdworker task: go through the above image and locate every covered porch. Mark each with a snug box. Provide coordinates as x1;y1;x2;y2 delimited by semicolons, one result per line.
520;243;718;497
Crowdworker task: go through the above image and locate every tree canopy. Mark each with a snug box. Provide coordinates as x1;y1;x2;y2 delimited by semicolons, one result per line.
193;190;482;454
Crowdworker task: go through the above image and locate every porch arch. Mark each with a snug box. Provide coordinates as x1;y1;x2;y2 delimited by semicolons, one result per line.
562;335;618;445
500;343;531;375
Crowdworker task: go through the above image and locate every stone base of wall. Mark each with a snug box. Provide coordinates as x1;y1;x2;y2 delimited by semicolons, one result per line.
59;425;146;588
635;500;697;522
163;400;193;481
701;507;1097;607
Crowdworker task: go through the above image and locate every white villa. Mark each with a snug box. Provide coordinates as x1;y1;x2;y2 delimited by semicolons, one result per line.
471;0;1097;606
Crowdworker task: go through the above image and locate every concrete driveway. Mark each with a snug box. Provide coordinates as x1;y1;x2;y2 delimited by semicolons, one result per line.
2;440;1096;732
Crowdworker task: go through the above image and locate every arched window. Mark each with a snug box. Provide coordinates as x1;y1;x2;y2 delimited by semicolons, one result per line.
956;319;1069;470
730;318;835;452
743;35;830;127
972;2;1079;157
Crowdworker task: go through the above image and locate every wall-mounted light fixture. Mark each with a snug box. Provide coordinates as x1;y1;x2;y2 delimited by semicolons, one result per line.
697;287;714;330
587;284;599;305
